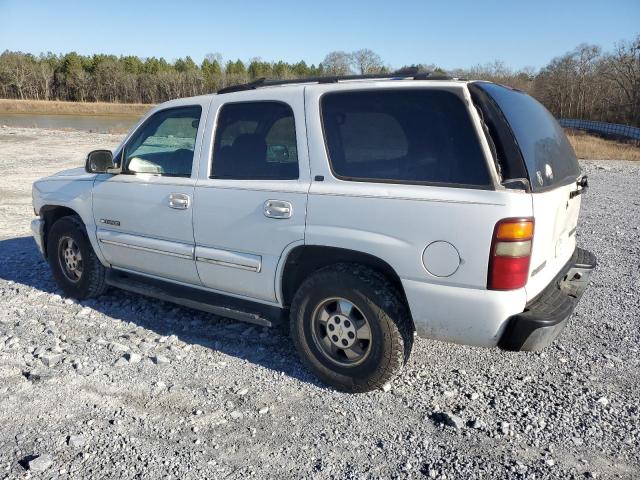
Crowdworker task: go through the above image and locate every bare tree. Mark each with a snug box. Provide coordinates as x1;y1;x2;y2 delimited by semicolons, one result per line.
601;35;640;125
532;44;623;123
352;49;385;74
0;51;34;99
37;60;53;100
453;60;535;92
321;51;353;75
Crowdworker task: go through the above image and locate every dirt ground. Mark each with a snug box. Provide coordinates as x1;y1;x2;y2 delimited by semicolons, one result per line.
0;126;638;479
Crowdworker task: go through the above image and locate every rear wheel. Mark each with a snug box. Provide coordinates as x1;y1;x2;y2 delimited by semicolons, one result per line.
47;216;108;299
290;263;413;393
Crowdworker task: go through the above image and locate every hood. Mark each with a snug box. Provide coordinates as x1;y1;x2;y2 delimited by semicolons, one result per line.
47;167;97;181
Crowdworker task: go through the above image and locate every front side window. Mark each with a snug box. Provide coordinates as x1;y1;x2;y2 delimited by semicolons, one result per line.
212;102;298;180
321;89;491;186
124;106;202;176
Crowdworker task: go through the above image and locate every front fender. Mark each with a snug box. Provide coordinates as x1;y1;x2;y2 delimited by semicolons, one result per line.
33;178;106;266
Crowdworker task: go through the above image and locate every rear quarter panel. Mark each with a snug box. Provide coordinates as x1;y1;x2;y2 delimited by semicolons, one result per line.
304;183;532;289
303;82;532;346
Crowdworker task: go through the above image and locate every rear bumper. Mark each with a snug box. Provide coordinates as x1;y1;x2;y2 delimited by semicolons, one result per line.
499;247;596;351
403;278;527;348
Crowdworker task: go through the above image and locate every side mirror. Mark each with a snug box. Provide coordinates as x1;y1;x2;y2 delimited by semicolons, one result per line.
85;150;115;173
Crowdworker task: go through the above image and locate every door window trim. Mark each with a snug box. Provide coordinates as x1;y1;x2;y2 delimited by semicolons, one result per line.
209;100;300;181
120;105;203;179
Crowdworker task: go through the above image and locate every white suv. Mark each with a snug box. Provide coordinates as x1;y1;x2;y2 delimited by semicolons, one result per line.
31;72;596;392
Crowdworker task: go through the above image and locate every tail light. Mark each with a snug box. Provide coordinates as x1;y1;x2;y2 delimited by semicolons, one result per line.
488;218;534;290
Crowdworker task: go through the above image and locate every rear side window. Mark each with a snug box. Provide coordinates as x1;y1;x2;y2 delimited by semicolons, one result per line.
477;83;581;191
321;89;491;187
212;101;298;180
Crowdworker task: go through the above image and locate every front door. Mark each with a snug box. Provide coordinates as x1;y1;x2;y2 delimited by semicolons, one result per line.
193;92;309;303
92;104;206;285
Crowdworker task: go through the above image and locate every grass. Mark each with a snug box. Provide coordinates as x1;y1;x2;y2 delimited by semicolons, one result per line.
0;99;152;117
566;131;640;161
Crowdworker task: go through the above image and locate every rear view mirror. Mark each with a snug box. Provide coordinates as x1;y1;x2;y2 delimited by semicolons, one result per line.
85;149;115;173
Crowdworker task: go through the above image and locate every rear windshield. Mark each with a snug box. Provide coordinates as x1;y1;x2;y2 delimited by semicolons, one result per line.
321;89;491;187
477;83;580;191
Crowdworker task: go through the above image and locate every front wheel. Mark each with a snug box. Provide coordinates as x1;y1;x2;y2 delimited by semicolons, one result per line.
47;215;108;299
290;264;413;393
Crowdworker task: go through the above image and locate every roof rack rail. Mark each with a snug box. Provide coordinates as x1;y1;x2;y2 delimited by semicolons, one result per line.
216;68;454;94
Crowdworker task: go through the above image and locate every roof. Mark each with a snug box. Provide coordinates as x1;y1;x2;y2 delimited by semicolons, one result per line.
216;68;466;95
152;70;473;109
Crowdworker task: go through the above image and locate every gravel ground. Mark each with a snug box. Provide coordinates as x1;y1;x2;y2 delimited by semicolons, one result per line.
0;126;638;479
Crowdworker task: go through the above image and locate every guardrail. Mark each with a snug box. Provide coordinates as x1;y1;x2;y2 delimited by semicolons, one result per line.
559;119;640;141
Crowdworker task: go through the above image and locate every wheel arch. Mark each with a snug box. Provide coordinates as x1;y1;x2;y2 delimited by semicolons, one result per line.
280;245;412;321
39;205;82;258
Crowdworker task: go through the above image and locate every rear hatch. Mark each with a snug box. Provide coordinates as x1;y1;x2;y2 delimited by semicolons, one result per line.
527;182;582;299
471;82;584;300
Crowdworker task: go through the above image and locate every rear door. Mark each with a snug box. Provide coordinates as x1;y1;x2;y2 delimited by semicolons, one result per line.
476;83;583;299
193;89;309;303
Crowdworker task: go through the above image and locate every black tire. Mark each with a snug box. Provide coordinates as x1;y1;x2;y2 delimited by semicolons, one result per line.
47;215;108;299
290;263;413;393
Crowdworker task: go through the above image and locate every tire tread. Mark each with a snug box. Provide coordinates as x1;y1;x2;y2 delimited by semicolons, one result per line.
47;215;108;299
290;263;413;393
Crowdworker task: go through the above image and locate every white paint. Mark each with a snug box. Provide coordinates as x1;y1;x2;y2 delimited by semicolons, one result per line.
31;79;583;348
527;181;580;300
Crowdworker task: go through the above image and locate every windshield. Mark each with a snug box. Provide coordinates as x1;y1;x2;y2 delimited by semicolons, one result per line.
477;83;580;191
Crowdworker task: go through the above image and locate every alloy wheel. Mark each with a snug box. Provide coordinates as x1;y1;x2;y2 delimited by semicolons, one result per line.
58;236;83;283
311;297;373;367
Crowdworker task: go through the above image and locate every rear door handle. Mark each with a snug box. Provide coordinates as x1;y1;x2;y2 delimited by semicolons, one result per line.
264;200;292;219
168;193;191;209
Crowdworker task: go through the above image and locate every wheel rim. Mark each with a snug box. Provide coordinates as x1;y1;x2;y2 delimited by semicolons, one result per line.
58;236;83;283
311;297;372;367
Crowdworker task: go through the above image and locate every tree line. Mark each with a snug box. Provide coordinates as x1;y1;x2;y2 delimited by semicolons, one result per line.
0;38;638;126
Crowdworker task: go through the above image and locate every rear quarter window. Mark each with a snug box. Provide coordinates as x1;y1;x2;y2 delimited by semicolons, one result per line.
476;83;581;191
320;89;491;187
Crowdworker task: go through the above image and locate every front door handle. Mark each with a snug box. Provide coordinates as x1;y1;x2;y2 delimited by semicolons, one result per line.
264;200;292;219
168;193;191;210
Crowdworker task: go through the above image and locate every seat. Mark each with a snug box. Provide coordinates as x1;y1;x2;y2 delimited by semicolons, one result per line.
225;134;268;179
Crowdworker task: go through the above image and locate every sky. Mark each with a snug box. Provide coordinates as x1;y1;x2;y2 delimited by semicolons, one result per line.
1;0;638;71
